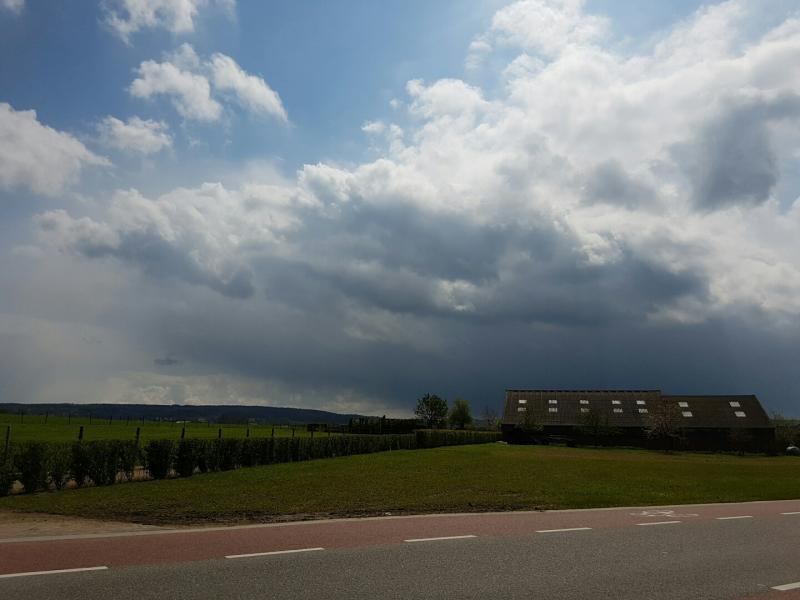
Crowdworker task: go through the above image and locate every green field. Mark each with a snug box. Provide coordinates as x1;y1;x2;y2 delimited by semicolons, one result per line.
0;412;330;443
1;444;798;525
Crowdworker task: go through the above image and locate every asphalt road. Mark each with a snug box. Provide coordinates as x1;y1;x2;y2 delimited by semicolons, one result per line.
2;500;800;599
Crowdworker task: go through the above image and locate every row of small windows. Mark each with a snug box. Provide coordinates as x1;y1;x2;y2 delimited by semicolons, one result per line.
518;406;746;418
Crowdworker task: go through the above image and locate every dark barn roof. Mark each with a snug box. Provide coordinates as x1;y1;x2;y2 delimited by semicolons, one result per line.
503;390;772;430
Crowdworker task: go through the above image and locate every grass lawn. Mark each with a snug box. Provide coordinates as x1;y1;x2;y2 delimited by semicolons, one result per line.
1;444;799;525
0;413;326;443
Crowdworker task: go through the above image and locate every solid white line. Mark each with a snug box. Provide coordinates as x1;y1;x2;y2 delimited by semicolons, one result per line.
781;512;800;515
0;566;108;579
536;527;592;533
404;535;477;543
715;516;753;520
772;581;800;591
225;547;324;559
636;521;682;526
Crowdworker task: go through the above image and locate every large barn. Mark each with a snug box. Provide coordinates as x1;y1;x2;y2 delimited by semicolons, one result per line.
501;389;775;451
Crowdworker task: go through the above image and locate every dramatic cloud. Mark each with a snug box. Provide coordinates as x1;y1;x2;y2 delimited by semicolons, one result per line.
129;44;286;122
97;115;172;154
11;0;800;413
105;0;235;42
0;103;108;196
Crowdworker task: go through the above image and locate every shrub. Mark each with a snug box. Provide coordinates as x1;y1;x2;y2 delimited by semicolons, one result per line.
217;439;242;471
0;455;16;497
145;440;175;479
47;443;73;490
86;441;122;486
71;443;92;487
117;442;141;482
175;439;199;477
14;443;49;493
415;429;501;449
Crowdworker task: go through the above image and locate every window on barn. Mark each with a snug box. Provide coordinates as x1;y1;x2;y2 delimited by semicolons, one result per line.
548;407;558;413
636;400;646;405
517;407;527;412
613;408;623;413
549;399;558;405
682;411;693;417
638;408;648;414
735;411;746;418
678;401;689;408
518;399;527;405
580;399;589;405
729;401;741;408
612;400;621;405
580;407;589;413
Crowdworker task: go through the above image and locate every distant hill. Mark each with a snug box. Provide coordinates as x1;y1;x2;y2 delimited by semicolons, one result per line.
0;403;365;426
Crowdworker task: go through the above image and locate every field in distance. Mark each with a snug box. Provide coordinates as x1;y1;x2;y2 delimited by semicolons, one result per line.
2;444;799;525
0;412;329;443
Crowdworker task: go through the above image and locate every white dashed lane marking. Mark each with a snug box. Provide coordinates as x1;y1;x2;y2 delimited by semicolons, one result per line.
536;527;593;533
404;535;477;543
225;548;324;559
636;521;682;526
772;581;800;591
781;512;800;515
715;516;753;520
0;566;108;579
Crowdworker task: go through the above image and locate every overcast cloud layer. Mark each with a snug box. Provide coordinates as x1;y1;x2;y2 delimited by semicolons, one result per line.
2;0;800;416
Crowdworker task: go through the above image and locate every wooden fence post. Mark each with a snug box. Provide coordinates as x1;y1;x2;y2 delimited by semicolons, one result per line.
78;426;84;441
292;427;295;438
246;427;250;438
218;428;222;440
135;427;141;446
44;412;48;424
181;426;186;440
3;425;10;459
271;426;275;438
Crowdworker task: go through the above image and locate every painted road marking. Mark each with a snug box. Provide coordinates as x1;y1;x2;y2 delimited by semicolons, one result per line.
225;547;324;559
636;521;682;526
715;516;753;520
0;566;108;579
630;510;698;518
536;527;592;533
781;512;800;515
404;535;477;543
772;581;800;591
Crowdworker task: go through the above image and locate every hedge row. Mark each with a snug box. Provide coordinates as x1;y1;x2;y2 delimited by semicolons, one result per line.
1;440;140;495
0;429;501;495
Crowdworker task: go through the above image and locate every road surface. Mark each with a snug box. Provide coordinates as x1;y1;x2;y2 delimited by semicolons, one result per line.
1;499;799;599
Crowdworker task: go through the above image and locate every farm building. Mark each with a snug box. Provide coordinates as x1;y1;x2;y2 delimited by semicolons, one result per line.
501;390;775;452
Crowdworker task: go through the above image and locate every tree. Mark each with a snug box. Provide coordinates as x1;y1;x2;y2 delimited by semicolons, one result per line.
482;405;499;430
414;394;448;429
577;408;618;445
449;399;473;429
646;400;683;451
518;407;543;436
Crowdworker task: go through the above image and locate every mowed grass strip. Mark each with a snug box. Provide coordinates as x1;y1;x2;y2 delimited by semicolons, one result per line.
1;444;799;525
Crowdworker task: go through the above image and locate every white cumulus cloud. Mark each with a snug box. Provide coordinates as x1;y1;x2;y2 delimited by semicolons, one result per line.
129;44;286;123
0;103;108;197
209;53;287;122
105;0;235;42
97;116;172;154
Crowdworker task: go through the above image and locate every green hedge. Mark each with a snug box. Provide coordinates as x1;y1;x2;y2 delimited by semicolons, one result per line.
2;429;500;493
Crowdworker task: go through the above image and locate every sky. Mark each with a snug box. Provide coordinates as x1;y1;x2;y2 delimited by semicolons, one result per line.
1;0;800;417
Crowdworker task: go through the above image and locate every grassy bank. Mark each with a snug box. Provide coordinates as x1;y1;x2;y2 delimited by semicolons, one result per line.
1;444;798;525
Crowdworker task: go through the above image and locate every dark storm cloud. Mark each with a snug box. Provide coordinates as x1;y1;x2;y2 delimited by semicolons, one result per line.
583;160;655;208
678;92;800;211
